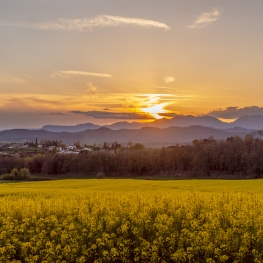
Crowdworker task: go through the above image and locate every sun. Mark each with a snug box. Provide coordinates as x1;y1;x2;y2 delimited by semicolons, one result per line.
140;102;168;119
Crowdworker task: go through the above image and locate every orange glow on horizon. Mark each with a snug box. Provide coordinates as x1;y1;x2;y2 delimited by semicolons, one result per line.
139;102;170;119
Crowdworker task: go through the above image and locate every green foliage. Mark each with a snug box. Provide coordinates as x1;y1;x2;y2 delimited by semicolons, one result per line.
10;167;20;179
129;142;145;150
0;173;15;180
20;168;31;179
3;168;31;180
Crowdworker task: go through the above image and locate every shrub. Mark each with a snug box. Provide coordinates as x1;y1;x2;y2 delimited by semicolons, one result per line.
0;174;15;180
10;168;20;179
7;168;31;180
20;168;31;180
96;172;106;179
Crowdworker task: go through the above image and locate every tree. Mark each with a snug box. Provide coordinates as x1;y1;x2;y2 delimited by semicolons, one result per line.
103;142;109;150
11;168;20;179
129;143;145;151
74;141;81;149
20;168;30;179
257;130;263;138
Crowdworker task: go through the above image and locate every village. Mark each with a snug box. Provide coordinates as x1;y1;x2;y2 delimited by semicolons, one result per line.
0;138;123;158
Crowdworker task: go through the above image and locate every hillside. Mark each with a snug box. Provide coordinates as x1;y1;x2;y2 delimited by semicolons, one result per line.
41;115;263;132
0;125;252;146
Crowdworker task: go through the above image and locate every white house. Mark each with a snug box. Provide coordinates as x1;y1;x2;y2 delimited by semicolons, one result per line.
67;145;77;151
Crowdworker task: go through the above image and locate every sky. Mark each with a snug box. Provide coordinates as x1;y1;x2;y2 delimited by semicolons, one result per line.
0;0;263;129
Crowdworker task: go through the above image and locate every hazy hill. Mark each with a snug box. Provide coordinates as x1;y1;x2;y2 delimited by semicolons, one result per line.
231;115;263;129
42;123;100;132
104;121;145;130
0;126;252;146
40;115;263;132
147;115;228;129
41;115;228;132
222;127;254;133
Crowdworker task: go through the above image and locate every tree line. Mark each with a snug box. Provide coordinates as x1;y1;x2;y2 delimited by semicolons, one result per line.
0;135;263;178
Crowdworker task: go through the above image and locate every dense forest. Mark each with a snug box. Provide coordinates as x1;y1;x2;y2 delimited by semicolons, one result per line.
1;135;263;178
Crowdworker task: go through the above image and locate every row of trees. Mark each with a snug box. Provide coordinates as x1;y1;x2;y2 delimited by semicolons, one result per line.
0;135;263;178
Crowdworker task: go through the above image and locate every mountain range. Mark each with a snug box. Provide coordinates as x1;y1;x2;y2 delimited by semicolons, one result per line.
42;115;263;132
0;115;262;146
0;125;258;146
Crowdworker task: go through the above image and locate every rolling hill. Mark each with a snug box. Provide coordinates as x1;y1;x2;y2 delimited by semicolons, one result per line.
41;115;263;132
0;125;254;146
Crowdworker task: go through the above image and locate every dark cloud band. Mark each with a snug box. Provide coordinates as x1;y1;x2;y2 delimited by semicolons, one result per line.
71;110;154;120
208;106;263;119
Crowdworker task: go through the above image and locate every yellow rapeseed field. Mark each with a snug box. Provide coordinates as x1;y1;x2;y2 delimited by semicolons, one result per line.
0;179;263;262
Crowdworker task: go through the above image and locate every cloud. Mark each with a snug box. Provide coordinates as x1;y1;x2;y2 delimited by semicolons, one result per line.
158;113;181;118
2;96;68;108
0;95;80;112
37;112;70;116
164;77;175;83
188;8;220;28
0;74;28;84
0;93;199;122
71;110;154;120
87;82;97;96
100;15;170;30
208;106;263;119
1;15;170;31
51;70;112;78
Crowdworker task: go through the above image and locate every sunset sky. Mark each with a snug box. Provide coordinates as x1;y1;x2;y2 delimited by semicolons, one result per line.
0;0;263;129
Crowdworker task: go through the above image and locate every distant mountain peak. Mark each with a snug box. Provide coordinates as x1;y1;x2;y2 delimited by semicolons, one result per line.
39;114;263;133
232;115;263;129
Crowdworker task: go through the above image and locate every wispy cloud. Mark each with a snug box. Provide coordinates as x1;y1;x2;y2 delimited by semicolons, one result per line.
1;15;170;31
0;74;29;84
164;77;175;83
188;8;220;29
51;71;112;78
87;82;97;96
